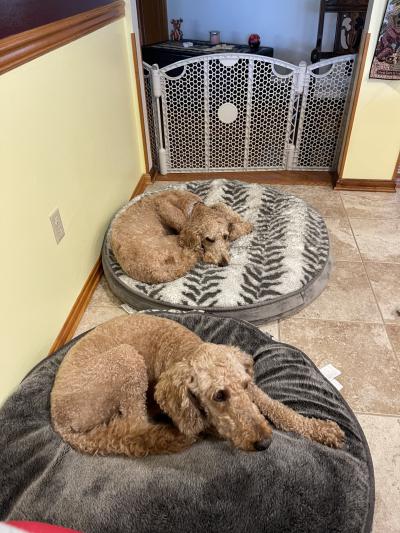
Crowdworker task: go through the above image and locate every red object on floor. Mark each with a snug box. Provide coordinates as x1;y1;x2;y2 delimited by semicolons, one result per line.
7;522;81;533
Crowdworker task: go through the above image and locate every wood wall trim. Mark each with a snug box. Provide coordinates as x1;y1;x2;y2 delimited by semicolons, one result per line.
130;172;151;198
49;172;151;354
131;33;150;173
48;257;103;353
337;32;371;180
393;151;400;182
0;0;124;76
156;170;335;187
334;178;396;192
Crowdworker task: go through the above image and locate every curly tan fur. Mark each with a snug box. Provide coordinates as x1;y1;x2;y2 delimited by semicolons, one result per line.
51;315;345;457
110;190;253;284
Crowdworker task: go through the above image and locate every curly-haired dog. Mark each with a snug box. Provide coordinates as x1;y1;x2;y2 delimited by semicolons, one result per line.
110;189;253;284
51;315;345;457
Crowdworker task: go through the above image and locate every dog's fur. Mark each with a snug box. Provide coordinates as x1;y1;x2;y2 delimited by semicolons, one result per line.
51;315;345;457
110;190;253;284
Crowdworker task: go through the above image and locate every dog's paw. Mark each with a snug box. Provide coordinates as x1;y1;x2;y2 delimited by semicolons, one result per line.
244;221;254;234
309;419;345;449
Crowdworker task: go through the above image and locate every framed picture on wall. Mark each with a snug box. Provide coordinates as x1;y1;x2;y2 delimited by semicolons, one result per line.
370;0;400;79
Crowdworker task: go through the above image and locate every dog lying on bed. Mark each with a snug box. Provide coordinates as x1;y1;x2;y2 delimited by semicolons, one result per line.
110;189;253;284
51;315;345;457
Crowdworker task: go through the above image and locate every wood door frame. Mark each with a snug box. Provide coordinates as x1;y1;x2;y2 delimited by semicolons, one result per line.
136;0;168;46
130;32;150;174
129;1;154;177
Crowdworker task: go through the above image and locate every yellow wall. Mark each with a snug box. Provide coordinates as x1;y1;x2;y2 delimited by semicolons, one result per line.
342;0;400;181
0;18;145;404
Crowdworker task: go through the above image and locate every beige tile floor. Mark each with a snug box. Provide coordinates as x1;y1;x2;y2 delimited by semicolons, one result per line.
74;182;400;532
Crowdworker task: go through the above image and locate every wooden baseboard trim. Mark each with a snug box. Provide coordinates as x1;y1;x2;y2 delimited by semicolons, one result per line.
156;170;335;187
130;172;151;198
334;178;397;192
0;0;124;75
49;172;150;353
49;258;103;353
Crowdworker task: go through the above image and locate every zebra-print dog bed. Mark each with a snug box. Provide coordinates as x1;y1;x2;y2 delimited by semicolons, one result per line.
0;312;374;532
102;180;331;324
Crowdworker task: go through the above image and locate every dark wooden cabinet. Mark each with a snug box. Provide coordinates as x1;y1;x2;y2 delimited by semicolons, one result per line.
142;40;274;69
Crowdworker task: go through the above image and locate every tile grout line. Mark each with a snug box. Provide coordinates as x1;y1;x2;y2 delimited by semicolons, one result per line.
346;216;400;220
282;316;385;326
354;411;400;419
341;193;400;367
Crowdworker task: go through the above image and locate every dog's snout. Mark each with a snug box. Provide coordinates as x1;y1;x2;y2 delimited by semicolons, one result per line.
218;257;229;267
254;438;272;451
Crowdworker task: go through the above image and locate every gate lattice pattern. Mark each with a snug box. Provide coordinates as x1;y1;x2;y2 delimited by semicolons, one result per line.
143;64;160;170
294;58;355;170
144;54;355;174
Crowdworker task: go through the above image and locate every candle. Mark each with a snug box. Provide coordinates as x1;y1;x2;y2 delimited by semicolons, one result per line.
210;31;221;45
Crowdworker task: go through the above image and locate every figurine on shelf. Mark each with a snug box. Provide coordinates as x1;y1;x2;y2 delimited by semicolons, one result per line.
170;18;183;41
248;33;261;51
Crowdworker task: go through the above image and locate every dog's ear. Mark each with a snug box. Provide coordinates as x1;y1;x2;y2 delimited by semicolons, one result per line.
211;203;253;241
242;353;254;378
178;226;202;252
154;362;206;437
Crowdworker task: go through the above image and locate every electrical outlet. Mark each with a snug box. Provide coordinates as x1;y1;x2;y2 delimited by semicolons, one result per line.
49;208;65;244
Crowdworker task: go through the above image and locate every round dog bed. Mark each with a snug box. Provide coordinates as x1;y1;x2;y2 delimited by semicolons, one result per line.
102;180;332;324
0;312;373;533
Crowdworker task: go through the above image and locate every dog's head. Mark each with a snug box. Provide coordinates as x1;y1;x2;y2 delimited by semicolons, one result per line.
154;343;272;451
178;203;253;267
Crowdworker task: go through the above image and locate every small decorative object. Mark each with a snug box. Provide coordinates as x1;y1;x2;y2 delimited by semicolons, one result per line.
370;0;400;80
210;30;221;45
248;33;261;51
170;18;183;41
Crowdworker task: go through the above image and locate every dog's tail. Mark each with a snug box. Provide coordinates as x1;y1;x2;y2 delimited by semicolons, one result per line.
54;417;195;457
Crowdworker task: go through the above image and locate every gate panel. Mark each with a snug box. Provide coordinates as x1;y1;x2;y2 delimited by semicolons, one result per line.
248;59;297;170
149;53;356;174
161;61;206;171
293;55;355;170
207;56;249;170
158;54;300;173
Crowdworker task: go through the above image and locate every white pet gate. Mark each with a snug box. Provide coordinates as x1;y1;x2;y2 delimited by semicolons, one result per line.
143;54;356;174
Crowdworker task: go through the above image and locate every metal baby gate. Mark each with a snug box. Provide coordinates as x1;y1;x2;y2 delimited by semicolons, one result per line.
143;54;356;174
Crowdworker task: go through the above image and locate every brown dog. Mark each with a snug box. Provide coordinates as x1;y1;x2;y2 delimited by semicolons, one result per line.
51;315;345;457
110;189;253;284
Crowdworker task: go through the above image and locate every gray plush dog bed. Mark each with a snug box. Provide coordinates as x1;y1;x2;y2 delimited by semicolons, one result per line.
0;311;373;533
102;180;331;324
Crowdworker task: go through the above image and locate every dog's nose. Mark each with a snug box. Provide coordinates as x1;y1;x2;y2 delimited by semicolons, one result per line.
218;257;229;267
254;438;272;451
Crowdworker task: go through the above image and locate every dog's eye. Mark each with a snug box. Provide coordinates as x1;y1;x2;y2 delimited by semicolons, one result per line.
223;234;228;240
213;389;228;402
205;237;215;243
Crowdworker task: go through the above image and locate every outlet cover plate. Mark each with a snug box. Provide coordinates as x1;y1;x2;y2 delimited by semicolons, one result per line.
49;208;65;244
